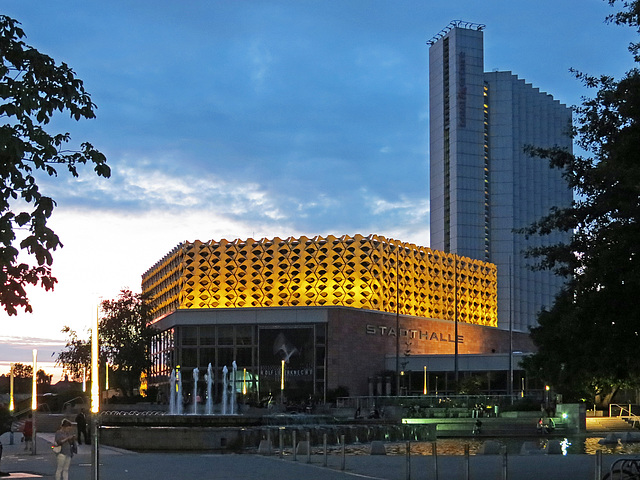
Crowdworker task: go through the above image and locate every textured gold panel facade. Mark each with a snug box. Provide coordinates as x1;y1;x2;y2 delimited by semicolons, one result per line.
142;234;497;327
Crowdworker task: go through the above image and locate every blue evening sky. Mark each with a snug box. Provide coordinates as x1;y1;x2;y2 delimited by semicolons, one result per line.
0;0;636;377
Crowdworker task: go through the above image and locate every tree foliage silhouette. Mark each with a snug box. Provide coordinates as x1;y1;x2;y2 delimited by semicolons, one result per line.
0;15;109;315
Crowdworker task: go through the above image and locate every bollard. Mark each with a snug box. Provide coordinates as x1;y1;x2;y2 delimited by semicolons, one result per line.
341;434;346;471
502;451;508;480
595;450;602;480
432;442;438;480
464;444;470;480
306;431;311;463
279;428;284;458
323;433;328;467
293;430;297;462
405;441;411;480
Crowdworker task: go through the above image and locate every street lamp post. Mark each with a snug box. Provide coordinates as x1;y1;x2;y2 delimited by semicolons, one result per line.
454;257;459;390
9;363;14;445
91;306;100;480
395;245;400;396
508;257;514;403
280;359;285;405
31;349;37;455
423;366;427;395
243;368;247;396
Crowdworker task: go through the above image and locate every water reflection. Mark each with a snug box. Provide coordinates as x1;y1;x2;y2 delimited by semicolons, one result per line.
296;436;640;456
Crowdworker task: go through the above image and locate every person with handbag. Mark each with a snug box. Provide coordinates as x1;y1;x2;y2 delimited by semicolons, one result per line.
53;419;77;480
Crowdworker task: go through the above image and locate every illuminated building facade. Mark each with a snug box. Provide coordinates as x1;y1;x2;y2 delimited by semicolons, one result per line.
143;234;497;326
428;22;573;331
144;234;533;402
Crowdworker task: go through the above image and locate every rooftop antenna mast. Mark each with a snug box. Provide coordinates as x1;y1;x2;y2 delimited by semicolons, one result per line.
427;20;486;46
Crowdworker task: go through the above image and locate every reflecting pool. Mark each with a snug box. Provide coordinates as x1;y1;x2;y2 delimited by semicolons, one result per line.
285;436;640;456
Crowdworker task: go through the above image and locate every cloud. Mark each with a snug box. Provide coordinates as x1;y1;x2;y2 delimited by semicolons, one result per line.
41;159;289;222
0;337;65;378
0;336;65;348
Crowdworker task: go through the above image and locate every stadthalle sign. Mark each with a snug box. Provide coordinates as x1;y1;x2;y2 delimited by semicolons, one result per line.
365;324;463;343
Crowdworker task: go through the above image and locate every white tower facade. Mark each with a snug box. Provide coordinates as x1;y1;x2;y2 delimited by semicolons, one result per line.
428;22;572;331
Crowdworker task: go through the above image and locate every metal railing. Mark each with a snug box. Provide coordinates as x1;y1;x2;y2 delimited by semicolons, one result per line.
609;404;640;428
337;394;538;411
605;458;640;480
62;396;87;412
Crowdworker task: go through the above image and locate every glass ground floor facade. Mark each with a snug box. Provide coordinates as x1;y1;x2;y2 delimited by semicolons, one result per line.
151;322;327;406
148;306;536;407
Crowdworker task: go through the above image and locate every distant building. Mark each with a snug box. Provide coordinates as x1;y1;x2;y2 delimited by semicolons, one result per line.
144;234;533;403
428;21;572;331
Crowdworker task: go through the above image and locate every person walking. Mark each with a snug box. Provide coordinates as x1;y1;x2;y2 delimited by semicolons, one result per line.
74;409;87;445
54;419;77;480
22;414;33;452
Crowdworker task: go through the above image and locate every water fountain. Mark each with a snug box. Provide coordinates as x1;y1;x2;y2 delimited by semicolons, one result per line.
101;362;431;453
169;369;176;414
231;361;237;415
205;363;213;415
222;365;229;415
176;369;183;415
192;367;199;415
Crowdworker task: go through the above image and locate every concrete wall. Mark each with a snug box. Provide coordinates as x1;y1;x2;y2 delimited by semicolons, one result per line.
100;426;243;451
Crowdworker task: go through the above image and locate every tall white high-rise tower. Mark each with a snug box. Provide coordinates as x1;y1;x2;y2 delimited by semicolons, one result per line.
428;21;572;331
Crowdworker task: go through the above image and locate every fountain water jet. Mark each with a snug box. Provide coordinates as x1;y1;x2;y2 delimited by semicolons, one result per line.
222;365;229;415
231;361;237;415
176;369;183;415
192;367;199;415
169;369;177;414
205;363;213;415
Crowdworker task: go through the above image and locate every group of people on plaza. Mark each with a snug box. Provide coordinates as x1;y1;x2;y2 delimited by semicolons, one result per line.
12;409;88;480
537;416;556;434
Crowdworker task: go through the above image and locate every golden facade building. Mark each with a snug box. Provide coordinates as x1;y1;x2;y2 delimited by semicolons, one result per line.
144;235;531;403
143;234;497;326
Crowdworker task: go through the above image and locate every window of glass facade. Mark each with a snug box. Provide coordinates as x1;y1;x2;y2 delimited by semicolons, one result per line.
200;326;216;345
236;347;252;367
236;325;253;345
181;348;197;367
181;326;198;346
199;348;216;368
150;328;174;379
218;347;234;368
218;326;234;345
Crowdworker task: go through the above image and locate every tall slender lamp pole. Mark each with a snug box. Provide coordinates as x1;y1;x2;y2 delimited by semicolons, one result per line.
31;349;37;455
280;359;285;404
9;363;14;445
91;305;100;480
423;366;427;395
9;363;14;412
454;256;459;390
508;257;514;403
395;245;400;395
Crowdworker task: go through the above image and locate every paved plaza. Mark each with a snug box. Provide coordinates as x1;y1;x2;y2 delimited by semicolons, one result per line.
0;432;632;480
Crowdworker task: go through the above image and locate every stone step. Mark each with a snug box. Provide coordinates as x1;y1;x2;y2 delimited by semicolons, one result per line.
586;417;637;432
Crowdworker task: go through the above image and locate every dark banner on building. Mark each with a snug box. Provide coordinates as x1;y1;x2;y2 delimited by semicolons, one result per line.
259;327;314;401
